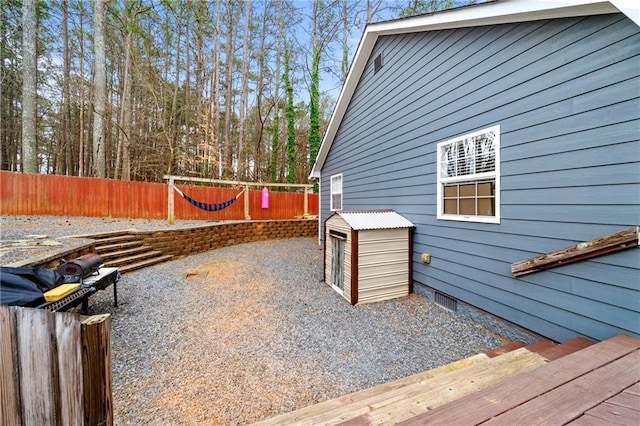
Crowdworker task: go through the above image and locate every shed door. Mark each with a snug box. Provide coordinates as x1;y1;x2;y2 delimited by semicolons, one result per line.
330;234;345;292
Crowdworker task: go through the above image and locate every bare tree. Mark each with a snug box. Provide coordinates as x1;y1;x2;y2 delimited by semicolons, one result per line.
222;0;237;177
77;0;88;176
92;0;107;177
237;0;251;179
212;0;222;178
21;0;37;173
56;0;72;175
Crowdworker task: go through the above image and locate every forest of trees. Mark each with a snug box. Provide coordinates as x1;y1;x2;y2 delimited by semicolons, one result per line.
1;0;466;184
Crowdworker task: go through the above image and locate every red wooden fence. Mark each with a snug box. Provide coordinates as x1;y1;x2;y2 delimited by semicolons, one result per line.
0;171;318;220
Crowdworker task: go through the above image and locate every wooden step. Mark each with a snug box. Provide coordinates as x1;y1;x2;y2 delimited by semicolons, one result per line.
538;337;594;361
397;335;639;426
64;229;137;240
93;234;141;245
255;353;490;426
257;348;548;426
485;341;526;357
99;246;151;262
117;255;174;273
104;249;164;268
339;348;549;426
96;240;144;252
485;339;557;358
523;339;558;356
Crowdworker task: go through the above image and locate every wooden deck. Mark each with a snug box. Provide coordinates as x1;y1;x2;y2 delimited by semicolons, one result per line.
254;334;640;426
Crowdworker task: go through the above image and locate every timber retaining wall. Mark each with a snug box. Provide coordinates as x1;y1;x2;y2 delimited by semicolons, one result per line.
24;219;318;269
139;219;318;258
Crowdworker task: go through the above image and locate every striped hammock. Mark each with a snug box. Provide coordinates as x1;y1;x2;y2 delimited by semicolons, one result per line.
174;186;244;212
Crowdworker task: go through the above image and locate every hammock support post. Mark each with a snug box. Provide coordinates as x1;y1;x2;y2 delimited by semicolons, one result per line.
163;175;313;224
244;185;250;220
168;176;175;225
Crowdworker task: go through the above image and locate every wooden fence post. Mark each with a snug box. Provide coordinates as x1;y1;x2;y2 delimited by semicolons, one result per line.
82;314;113;426
244;185;250;220
304;186;309;216
167;177;175;225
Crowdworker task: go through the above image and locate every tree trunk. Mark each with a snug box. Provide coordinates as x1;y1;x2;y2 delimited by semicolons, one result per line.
169;6;182;176
194;1;205;176
21;0;38;173
115;28;133;180
57;0;72;175
237;0;251;180
92;0;107;178
212;0;222;178
284;45;295;185
271;0;285;183
223;0;236;178
184;8;191;174
308;0;321;179
78;4;86;176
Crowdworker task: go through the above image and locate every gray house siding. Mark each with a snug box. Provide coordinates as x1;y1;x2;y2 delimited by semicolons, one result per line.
320;13;640;343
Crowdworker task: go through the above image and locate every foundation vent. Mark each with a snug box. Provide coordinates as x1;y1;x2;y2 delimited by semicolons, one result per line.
434;291;457;312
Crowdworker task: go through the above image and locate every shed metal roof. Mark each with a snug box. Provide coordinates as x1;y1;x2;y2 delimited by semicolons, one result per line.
335;210;415;230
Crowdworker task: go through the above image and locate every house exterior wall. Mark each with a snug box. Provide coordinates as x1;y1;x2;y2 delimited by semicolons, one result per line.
319;13;640;342
357;228;410;304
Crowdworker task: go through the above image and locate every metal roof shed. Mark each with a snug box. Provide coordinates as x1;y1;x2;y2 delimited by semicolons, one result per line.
324;210;415;305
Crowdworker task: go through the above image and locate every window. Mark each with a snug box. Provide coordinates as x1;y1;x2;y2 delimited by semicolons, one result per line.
330;173;343;211
437;125;500;223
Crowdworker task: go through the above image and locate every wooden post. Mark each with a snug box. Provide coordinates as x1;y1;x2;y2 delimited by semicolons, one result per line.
244;185;250;220
167;177;175;225
81;314;113;426
304;186;309;217
17;308;57;425
56;312;84;426
0;307;20;426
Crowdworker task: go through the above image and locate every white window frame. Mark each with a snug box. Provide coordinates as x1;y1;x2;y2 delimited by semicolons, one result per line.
436;125;500;224
330;173;343;211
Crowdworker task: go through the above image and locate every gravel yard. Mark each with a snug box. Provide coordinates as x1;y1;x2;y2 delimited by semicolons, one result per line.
1;216;507;425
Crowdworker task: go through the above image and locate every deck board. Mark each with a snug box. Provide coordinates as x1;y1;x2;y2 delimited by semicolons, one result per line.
623;382;640;396
399;334;640;426
254;354;489;425
569;413;624;425
483;350;640;425
351;350;547;425
578;399;640;425
607;390;640;411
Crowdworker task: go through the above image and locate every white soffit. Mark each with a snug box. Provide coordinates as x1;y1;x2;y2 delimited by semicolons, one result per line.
309;0;638;179
337;210;415;230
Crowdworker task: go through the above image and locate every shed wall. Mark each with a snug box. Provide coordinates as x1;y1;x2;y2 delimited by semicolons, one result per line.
357;229;410;304
319;13;640;342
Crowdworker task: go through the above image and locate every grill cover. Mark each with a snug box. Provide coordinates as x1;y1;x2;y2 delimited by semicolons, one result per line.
57;253;104;279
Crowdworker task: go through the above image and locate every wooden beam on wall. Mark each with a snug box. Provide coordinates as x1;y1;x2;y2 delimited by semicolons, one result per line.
512;226;639;277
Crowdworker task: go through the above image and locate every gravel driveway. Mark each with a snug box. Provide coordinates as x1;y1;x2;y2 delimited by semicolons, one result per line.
2;216;506;425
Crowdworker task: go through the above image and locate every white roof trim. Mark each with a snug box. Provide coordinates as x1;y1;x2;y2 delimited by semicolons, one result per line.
309;0;639;178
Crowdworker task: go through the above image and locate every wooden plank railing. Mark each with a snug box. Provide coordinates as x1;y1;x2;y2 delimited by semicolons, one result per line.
0;306;112;425
512;227;639;277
